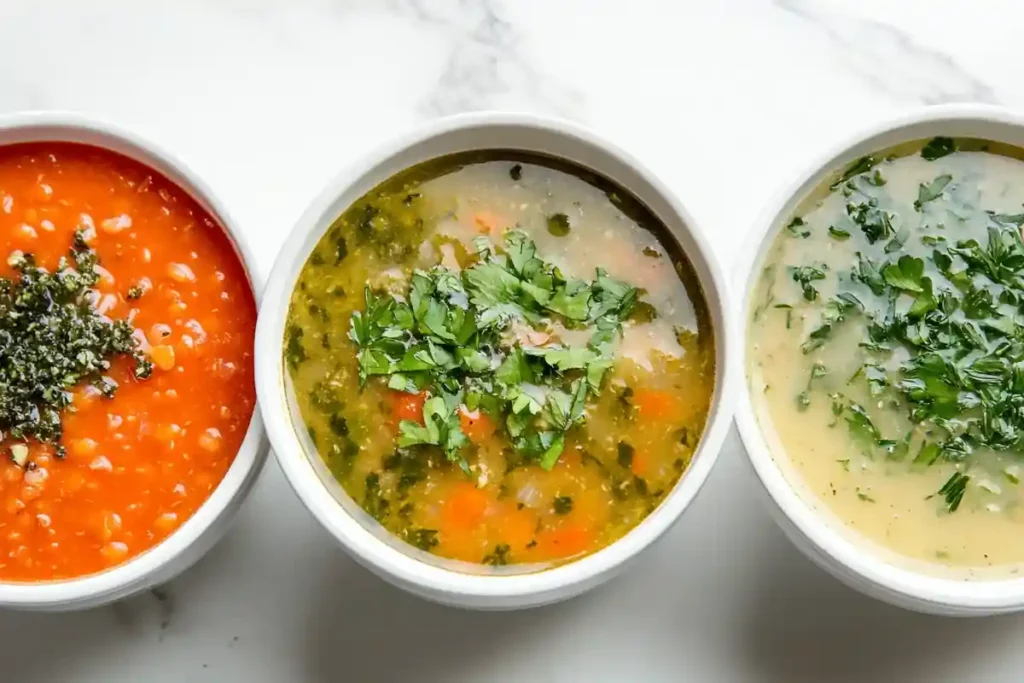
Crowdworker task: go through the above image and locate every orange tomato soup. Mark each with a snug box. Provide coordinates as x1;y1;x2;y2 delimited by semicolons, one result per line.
0;143;256;581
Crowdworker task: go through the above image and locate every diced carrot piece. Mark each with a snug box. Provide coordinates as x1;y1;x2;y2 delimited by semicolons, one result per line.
442;481;491;533
473;211;503;234
537;523;594;559
151;344;176;371
388;391;426;429
632;388;678;420
458;406;495;444
68;438;98;459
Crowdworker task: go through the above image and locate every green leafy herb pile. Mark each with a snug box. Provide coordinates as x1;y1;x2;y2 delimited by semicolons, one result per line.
0;232;152;459
348;230;642;471
786;136;1024;512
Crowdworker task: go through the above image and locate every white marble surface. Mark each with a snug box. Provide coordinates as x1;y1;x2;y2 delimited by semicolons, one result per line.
2;0;1024;680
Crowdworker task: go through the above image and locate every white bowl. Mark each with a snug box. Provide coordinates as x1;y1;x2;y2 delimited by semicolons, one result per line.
735;103;1024;616
256;112;735;610
0;112;269;611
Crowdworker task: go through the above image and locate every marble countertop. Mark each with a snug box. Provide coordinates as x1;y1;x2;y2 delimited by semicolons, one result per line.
3;1;1024;681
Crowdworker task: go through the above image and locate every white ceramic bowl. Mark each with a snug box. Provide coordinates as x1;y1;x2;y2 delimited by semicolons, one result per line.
736;104;1024;616
256;112;735;610
0;112;269;611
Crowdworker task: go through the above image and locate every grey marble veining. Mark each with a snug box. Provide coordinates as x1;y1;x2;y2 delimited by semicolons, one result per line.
777;0;999;105
399;0;585;118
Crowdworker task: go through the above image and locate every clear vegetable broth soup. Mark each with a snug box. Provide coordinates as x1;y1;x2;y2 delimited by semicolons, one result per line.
750;137;1024;574
286;153;715;568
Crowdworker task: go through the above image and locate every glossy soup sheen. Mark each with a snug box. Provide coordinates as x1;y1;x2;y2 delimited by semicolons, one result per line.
286;153;715;568
0;143;256;581
750;138;1024;573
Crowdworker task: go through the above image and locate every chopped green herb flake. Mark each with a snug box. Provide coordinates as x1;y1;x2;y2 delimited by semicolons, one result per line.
828;226;851;241
786;217;810;238
0;238;151;448
921;137;956;161
482;543;511;566
937;472;969;512
546;213;571;237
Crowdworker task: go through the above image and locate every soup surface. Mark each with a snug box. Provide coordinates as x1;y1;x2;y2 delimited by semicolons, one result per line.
0;143;256;581
286;153;714;567
750;137;1024;571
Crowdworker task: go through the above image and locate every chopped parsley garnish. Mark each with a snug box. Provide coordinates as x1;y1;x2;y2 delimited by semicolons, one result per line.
914;174;952;211
828;226;851;241
831;155;879;190
786;217;810;239
790;265;827;301
938;472;969;512
348;231;642;472
0;235;151;456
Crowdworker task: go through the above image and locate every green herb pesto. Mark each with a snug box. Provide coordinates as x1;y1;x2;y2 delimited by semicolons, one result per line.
0;232;151;457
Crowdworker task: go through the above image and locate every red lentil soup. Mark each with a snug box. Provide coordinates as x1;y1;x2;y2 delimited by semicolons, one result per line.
286;153;715;569
0;143;256;581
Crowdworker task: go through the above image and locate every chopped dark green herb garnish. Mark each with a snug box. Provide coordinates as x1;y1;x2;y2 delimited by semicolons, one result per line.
786;217;810;239
831;155;879;190
921;137;956;161
828;226;851;241
348;231;643;472
775;148;1024;514
553;495;573;514
937;471;969;512
363;472;390;521
847;200;895;244
790;265;827;301
0;237;151;454
482;543;511;566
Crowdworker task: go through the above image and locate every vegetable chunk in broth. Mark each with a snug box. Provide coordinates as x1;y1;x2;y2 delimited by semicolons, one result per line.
286;153;714;568
750;137;1024;573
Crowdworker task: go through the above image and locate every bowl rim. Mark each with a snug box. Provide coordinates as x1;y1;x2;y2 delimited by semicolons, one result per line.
255;110;736;603
0;110;269;609
734;102;1024;613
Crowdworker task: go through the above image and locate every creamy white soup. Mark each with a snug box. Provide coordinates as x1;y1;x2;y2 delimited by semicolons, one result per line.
749;137;1024;573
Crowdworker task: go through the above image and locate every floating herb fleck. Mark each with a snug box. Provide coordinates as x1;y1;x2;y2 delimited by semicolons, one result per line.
546;213;571;237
